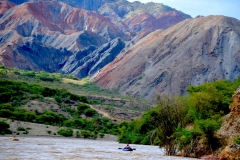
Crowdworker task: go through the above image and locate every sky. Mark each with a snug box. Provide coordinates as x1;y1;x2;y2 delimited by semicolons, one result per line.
128;0;240;20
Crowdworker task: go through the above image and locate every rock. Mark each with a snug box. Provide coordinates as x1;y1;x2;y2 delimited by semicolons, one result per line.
217;88;240;144
220;144;240;160
214;88;240;159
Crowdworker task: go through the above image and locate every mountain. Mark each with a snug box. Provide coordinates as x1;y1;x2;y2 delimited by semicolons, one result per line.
98;0;191;31
0;1;127;74
125;11;188;32
8;0;191;33
0;1;15;17
92;16;240;100
9;0;118;11
0;0;191;77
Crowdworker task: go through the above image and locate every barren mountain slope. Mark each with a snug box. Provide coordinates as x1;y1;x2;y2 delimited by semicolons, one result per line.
92;16;240;100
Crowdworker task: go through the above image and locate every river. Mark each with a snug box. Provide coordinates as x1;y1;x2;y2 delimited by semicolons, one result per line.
0;136;196;160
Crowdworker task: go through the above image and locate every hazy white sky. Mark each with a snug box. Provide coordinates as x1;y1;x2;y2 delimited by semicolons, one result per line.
128;0;240;20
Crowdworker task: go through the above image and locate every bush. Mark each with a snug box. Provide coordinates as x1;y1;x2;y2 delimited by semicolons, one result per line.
234;137;240;144
17;127;26;131
99;133;105;138
77;103;90;113
81;130;91;138
58;128;73;137
0;120;12;135
76;131;81;138
84;108;97;117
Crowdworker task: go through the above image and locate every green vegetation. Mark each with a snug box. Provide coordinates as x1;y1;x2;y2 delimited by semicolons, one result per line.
0;69;126;138
0;66;125;99
0;120;12;135
234;137;240;144
58;128;73;137
17;127;26;131
119;79;240;156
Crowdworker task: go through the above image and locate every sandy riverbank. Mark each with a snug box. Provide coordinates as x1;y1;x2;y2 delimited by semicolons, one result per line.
0;118;118;141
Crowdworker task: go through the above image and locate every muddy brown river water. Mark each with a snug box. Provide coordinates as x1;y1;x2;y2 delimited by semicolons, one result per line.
0;136;196;160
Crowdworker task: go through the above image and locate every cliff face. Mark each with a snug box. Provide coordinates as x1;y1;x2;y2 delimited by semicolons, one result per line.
61;38;125;78
216;88;240;159
218;88;240;141
93;16;240;100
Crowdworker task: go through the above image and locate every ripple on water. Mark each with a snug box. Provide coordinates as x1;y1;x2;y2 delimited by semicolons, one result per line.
0;137;196;160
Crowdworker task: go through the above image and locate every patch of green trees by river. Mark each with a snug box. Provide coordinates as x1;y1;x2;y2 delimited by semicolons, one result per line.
119;78;240;156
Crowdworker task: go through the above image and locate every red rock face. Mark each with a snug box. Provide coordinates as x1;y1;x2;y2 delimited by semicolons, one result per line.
125;12;156;32
155;11;187;29
0;1;126;39
0;1;15;16
124;11;189;33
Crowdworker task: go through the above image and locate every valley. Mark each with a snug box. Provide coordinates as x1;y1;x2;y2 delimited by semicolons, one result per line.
0;0;240;159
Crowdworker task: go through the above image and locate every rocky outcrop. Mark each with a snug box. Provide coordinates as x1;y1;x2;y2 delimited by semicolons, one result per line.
220;144;240;160
217;88;240;143
215;88;240;159
93;16;240;100
61;38;125;78
0;38;71;72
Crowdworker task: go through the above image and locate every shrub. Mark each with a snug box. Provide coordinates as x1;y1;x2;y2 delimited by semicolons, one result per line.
77;103;90;114
99;133;105;138
234;137;240;144
81;130;91;138
84;108;97;117
17;127;26;131
58;128;73;137
0;120;12;134
76;131;81;138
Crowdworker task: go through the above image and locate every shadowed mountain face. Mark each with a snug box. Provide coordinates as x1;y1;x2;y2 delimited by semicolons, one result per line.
61;38;125;78
92;16;240;100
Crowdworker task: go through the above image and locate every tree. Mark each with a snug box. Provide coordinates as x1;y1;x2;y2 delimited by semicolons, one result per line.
152;95;187;155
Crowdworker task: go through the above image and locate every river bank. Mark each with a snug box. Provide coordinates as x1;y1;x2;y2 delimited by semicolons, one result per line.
0;118;118;141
